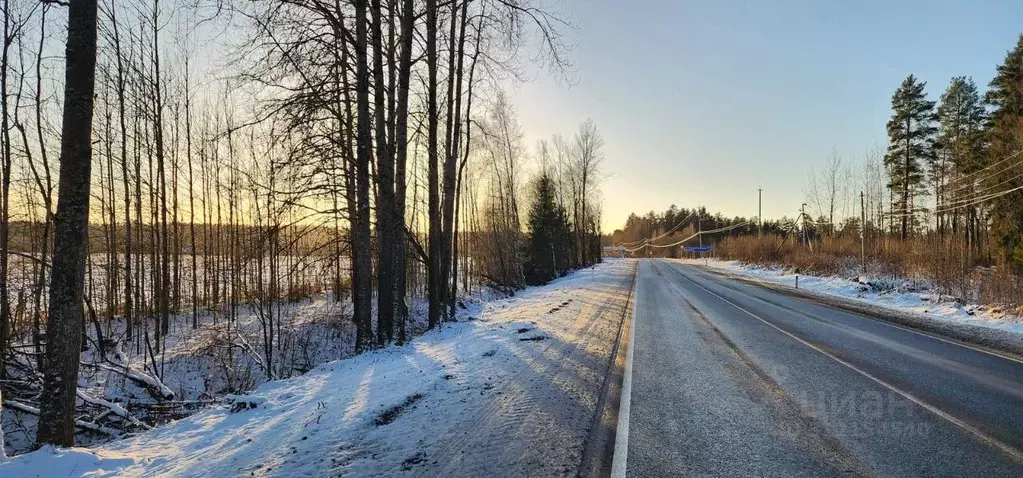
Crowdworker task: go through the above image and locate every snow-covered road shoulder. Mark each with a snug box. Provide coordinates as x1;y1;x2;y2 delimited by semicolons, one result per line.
1;260;636;477
679;259;1023;356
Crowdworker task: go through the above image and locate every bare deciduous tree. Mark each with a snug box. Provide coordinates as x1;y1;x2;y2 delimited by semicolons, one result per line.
37;0;100;447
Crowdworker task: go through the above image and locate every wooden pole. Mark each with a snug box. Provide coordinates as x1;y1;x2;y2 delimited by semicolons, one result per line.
860;191;866;275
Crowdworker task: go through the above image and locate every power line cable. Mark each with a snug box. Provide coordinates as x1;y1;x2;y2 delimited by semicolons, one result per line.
617;211;696;247
939;170;1023;208
943;163;1022;197
625;221;752;252
941;148;1023;193
883;171;1023;219
935;184;1023;214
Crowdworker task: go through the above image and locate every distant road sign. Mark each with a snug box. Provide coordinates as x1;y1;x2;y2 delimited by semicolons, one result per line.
683;246;713;253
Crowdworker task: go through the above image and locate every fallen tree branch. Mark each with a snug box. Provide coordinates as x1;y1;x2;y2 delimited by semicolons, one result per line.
233;329;268;375
76;390;152;430
83;362;175;400
3;400;120;436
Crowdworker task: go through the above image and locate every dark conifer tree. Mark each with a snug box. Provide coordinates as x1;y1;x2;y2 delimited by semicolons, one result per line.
984;35;1023;270
936;76;985;237
525;174;572;285
884;74;937;240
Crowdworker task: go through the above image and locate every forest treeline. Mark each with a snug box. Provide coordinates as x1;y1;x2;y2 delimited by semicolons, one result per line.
608;206;765;257
797;35;1023;271
0;0;604;450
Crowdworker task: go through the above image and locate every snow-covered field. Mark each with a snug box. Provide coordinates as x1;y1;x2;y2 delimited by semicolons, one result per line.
0;260;634;477
680;258;1023;336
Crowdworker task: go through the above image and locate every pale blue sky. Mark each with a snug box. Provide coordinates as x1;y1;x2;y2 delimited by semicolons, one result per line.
508;0;1023;231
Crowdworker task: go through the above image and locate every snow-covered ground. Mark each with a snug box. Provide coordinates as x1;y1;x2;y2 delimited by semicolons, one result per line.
0;260;634;477
2;259;496;455
680;258;1023;336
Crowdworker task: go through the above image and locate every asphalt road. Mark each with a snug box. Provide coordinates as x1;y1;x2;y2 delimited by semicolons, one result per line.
620;259;1023;477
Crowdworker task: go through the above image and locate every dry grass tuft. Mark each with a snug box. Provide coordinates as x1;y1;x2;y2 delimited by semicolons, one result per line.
716;234;1023;311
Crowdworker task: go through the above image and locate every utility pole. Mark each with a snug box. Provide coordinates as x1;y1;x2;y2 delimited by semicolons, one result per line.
800;203;807;248
860;191;866;274
697;211;702;248
758;187;763;237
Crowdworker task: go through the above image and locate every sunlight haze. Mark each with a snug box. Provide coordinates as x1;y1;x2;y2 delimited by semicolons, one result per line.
510;0;1023;231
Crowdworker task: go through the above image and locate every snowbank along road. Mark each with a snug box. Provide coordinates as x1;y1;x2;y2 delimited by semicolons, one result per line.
616;259;1023;477
0;260;636;477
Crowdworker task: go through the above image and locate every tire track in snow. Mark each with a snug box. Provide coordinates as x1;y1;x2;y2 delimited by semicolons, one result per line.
421;264;636;477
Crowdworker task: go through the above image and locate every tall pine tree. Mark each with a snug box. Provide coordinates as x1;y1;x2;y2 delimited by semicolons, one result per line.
885;74;937;240
936;76;986;237
525;174;572;285
985;35;1023;270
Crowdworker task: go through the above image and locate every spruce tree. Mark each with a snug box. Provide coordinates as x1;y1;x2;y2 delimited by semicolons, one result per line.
884;74;937;240
525;174;572;285
985;35;1023;269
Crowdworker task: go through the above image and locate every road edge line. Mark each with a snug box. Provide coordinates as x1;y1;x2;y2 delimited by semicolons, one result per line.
688;262;1023;364
610;261;640;478
579;261;637;477
676;268;1023;463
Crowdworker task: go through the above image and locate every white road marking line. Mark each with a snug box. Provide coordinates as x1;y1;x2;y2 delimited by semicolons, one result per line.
675;266;1023;463
683;261;1023;366
610;262;640;478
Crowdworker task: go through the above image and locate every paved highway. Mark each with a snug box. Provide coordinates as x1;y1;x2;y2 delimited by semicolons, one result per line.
617;259;1023;477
